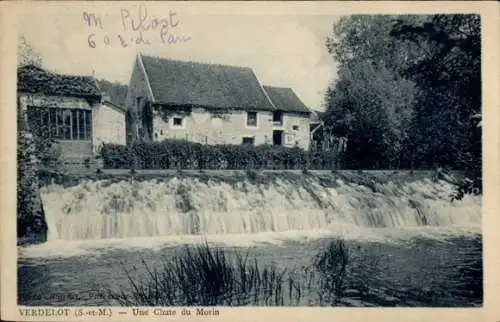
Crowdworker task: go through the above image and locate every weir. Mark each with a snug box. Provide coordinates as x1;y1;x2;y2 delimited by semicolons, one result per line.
40;173;481;241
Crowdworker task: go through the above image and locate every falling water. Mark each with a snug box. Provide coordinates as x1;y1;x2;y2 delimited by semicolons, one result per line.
40;175;481;241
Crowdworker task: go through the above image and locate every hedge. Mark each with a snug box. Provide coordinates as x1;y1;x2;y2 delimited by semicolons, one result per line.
100;140;337;170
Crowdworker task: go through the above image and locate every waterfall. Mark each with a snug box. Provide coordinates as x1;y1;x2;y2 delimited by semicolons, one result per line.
40;175;481;241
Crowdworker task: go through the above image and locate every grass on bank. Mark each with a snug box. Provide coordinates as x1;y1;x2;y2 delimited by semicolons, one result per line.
101;239;349;306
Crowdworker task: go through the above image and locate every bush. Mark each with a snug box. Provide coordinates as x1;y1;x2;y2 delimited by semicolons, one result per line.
452;172;482;201
17;130;48;242
17;102;57;242
100;144;133;169
101;140;337;170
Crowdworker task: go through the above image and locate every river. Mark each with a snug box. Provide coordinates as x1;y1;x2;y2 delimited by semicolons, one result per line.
17;173;482;306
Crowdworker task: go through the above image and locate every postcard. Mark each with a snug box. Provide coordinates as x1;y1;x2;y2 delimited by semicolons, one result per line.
1;1;499;321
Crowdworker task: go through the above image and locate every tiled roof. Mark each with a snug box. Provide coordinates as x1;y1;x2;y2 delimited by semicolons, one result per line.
17;65;101;98
262;86;311;114
140;55;275;111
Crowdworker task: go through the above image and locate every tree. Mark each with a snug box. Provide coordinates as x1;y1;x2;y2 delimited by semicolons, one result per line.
17;97;48;242
16;38;52;243
97;79;129;106
18;35;43;67
324;15;424;168
391;14;481;194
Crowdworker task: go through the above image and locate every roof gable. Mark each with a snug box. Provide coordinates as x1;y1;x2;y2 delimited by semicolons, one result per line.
17;65;101;98
139;55;275;111
263;86;311;114
102;99;126;113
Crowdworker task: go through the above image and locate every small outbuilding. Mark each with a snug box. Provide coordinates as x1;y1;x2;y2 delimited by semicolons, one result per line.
17;65;126;171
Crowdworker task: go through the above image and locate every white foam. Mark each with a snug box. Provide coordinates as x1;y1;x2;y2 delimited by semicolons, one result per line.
18;224;481;260
39;177;481;242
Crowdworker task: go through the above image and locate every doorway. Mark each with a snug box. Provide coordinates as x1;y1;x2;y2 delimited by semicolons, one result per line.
273;130;283;146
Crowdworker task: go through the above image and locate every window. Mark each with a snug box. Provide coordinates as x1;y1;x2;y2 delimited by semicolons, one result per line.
49;109;57;137
63;110;72;140
27;107;92;140
242;137;255;145
172;117;183;127
273;111;283;124
246;111;257;127
72;109;78;138
84;110;92;139
78;110;87;140
292;125;299;131
56;109;64;138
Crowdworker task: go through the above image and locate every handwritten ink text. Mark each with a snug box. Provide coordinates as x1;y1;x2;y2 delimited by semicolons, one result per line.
83;4;191;49
83;12;104;29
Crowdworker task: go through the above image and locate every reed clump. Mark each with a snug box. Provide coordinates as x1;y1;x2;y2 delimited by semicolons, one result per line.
102;239;349;306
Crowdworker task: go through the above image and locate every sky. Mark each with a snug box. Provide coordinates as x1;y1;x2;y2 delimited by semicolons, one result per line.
18;3;340;111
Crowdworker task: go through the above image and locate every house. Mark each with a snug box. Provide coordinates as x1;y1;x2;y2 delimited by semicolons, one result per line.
17;65;126;170
262;86;312;150
125;54;312;150
93;96;127;154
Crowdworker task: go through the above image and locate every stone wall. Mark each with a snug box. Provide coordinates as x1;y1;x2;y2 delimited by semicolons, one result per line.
151;108;311;149
152;108;273;146
93;102;126;153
